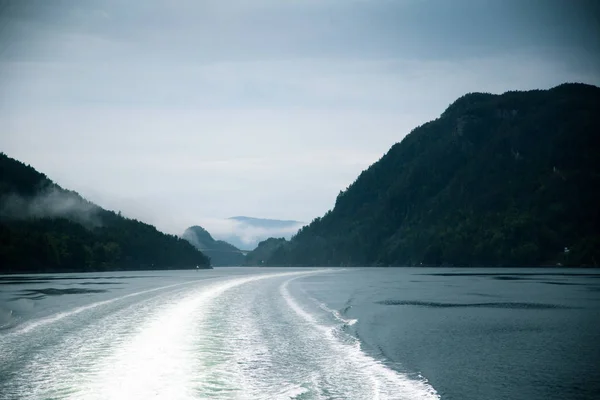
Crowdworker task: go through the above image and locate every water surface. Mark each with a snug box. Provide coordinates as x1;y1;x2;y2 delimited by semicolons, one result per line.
1;267;598;399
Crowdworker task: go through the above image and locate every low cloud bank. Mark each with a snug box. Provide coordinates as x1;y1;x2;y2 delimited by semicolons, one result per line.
0;186;100;227
197;217;305;250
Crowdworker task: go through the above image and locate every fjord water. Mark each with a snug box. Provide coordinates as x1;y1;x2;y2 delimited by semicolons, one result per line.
0;268;598;399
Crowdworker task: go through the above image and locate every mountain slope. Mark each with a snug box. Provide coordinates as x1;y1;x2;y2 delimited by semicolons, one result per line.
182;226;245;266
244;237;287;265
251;83;600;267
0;153;211;273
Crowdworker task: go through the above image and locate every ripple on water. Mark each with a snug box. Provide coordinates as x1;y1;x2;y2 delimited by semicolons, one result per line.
375;300;576;309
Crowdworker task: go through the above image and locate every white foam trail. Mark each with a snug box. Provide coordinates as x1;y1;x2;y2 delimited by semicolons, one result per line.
314;299;358;326
0;285;197;400
78;270;324;400
4;281;198;336
281;278;441;400
3;269;437;400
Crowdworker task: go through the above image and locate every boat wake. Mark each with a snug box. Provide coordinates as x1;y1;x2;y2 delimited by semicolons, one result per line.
0;270;439;399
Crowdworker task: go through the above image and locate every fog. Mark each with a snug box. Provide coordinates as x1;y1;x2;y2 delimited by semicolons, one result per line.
0;186;100;227
198;217;305;250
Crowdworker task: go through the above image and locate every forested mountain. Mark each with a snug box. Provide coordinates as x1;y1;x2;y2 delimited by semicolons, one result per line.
247;83;600;267
0;153;211;273
182;225;245;266
244;238;287;266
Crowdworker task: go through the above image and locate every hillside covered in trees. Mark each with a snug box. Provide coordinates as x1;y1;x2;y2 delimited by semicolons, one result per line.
182;225;245;266
247;83;600;267
244;238;288;266
0;153;211;273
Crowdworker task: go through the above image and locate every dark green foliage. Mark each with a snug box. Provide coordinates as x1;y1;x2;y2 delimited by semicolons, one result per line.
0;153;210;273
251;83;600;267
182;226;245;266
245;238;288;266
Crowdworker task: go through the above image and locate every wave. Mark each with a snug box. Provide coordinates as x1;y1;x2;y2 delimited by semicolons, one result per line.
281;278;440;400
4;280;200;336
78;270;327;400
304;293;358;327
3;269;440;399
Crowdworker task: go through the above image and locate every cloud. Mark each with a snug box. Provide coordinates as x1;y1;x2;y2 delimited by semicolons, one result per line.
196;217;305;249
3;0;599;65
0;186;100;227
1;0;599;236
2;52;599;236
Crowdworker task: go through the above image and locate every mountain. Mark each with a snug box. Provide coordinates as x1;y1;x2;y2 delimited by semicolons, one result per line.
182;226;245;266
247;83;600;267
244;238;287;266
212;216;304;250
0;153;211;273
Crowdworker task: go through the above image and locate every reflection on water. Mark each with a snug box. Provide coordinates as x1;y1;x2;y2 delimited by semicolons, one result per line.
0;275;162;283
422;272;600;277
12;288;109;300
375;300;576;309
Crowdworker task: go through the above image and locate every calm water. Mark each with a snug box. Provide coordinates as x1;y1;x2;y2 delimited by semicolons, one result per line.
0;267;599;399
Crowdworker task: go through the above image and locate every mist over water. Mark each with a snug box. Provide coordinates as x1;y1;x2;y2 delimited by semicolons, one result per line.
1;268;598;400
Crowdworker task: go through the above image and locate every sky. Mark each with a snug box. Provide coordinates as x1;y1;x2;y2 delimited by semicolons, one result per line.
1;0;599;237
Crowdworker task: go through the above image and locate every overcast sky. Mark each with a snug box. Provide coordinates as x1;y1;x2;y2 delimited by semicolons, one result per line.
1;0;599;235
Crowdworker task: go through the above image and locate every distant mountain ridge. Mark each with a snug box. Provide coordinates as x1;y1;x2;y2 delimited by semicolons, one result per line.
182;225;245;266
211;216;304;250
247;83;600;267
0;153;211;273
